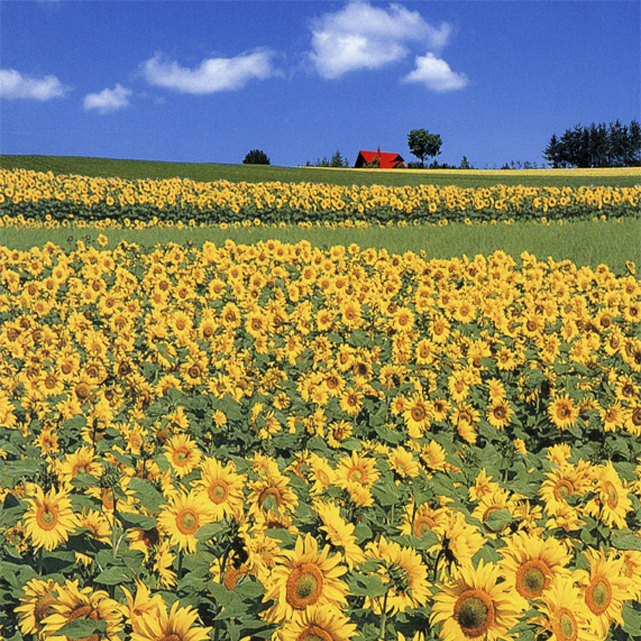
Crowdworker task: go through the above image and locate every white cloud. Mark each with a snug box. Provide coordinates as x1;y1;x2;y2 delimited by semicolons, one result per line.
402;53;468;92
83;84;132;114
309;0;452;79
0;68;70;100
142;50;274;94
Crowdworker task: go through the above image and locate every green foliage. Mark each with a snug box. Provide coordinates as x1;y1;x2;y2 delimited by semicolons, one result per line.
242;149;271;165
306;150;350;168
543;120;641;168
407;129;443;168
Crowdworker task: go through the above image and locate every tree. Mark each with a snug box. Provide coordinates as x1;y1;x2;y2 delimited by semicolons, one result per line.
330;150;349;168
407;129;442;168
243;149;270;165
543;120;641;168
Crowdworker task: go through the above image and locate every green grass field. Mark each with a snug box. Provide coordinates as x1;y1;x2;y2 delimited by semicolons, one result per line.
3;218;639;276
2;154;639;188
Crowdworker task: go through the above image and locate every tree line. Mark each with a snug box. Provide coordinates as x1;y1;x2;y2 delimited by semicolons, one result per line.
543;120;640;168
244;120;641;168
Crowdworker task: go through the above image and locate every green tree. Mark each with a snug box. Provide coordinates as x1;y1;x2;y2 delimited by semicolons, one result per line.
407;129;442;168
330;150;349;168
243;149;271;165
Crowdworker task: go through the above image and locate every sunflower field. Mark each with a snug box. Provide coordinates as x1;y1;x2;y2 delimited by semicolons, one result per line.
0;168;640;641
1;168;641;228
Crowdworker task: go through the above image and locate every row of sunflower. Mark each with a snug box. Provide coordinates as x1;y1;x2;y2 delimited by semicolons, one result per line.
0;237;640;641
1;168;640;228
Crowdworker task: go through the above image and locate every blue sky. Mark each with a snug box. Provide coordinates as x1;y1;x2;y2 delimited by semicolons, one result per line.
1;0;639;168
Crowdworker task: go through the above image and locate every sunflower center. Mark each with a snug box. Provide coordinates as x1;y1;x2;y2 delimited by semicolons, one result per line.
587;577;612;615
603;481;618;508
297;625;333;641
411;407;425;422
157;635;183;641
556;608;578;641
209;480;230;504
515;559;549;598
413;516;435;537
286;563;324;609
36;504;58;530
259;487;283;509
454;589;494;638
176;509;199;535
553;480;573;501
173;449;189;466
34;594;56;624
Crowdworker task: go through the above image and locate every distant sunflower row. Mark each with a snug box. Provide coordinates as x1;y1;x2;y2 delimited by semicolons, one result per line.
0;238;640;641
1;168;640;226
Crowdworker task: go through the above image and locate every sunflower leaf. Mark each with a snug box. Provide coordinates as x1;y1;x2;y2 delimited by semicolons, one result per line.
611;531;641;551
52;619;107;640
95;565;131;585
347;572;388;598
622;602;641;635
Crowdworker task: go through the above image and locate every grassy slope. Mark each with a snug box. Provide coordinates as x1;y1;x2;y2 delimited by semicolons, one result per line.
2;154;640;188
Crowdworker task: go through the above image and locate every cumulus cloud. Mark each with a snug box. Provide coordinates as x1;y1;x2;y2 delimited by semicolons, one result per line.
309;0;452;79
83;83;132;114
0;68;71;100
402;52;468;92
142;50;274;94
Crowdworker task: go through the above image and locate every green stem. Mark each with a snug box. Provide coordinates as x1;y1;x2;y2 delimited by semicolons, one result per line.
379;591;389;641
111;491;119;559
177;548;184;580
37;545;43;576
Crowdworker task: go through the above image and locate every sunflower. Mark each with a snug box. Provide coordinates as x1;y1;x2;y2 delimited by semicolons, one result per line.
335;451;380;490
584;461;633;529
307;452;338;495
399;500;450;539
121;582;165;634
387;446;420;479
470;488;515;537
617;549;641;599
157;490;214;553
450;402;480;444
131;599;212;641
59;445;102;487
247;471;299;518
23;485;78;551
433;511;486;573
164;433;202;479
548;394;580;430
539;460;595;514
15;578;60;638
418;440;447;473
314;500;365;570
262;533;349;624
192;456;246;521
41;579;123;641
575;548;634;640
535;575;598;641
402;393;432;438
498;531;572;601
277;604;357;641
486;400;514;430
364;536;430;615
153;539;177;588
431;559;524;641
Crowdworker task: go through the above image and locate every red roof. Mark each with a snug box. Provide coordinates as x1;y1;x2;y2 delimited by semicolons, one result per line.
355;147;406;169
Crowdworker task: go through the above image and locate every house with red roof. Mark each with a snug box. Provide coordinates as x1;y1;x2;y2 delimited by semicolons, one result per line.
354;147;406;169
